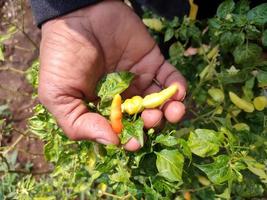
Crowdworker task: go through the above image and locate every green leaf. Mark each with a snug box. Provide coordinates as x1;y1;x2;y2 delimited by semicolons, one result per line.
219;68;250;84
142;18;163;32
215;188;230;199
0;45;4;61
233;44;262;66
242;77;255;100
26;60;40;88
154;134;178;147
0;26;17;43
262;30;267;47
96;72;134;103
247;3;267;26
196;155;232;184
109;162;131;183
169;41;184;58
219;127;236;148
234;0;250;14
177;138;192;161
220;32;245;51
216;0;235;18
233;15;248;27
256;70;267;87
164;28;174;42
233;178;264;198
188;129;224;157
243;156;267;183
120;117;144;147
245;25;261;40
153;176;182;195
155;149;184;182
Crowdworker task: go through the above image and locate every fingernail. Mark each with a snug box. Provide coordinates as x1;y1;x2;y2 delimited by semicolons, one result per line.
181;92;187;101
95;138;112;145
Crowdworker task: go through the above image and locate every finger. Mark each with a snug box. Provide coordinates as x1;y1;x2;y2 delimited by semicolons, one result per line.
141;109;163;129
123;137;141;152
155;61;187;101
38;89;119;145
121;83;141;99
122;73;157;99
143;83;161;96
163;101;186;123
122;45;164;98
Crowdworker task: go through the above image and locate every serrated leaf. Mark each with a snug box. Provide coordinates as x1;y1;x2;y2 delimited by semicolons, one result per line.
196;155;232;184
156;149;184;182
188;129;224;157
233;44;262;66
233;179;264;198
120;117;144;147
243;156;267;183
154;134;178;147
96;72;134;103
247;3;267;26
220;32;244;51
109;162;131;183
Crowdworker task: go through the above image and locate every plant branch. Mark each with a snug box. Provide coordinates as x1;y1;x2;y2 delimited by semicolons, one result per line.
0;66;26;74
3;134;24;155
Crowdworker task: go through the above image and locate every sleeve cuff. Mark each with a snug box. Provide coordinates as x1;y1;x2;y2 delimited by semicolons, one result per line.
30;0;102;27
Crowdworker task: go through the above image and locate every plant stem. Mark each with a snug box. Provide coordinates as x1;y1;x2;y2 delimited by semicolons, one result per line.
0;66;26;74
101;191;131;200
3;134;24;155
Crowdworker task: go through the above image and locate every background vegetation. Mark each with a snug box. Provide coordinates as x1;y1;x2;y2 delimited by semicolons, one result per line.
0;0;266;199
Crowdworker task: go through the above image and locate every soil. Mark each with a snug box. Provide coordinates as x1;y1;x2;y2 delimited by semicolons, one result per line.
0;0;51;173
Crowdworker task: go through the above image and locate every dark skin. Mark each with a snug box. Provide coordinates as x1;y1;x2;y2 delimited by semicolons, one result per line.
38;0;187;151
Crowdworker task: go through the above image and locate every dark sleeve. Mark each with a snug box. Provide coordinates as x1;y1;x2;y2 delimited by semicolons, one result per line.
30;0;101;27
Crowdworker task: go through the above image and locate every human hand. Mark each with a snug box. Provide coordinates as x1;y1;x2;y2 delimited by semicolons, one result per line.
38;0;187;151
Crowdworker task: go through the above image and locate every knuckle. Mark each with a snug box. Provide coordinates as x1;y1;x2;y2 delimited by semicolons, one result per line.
66;132;79;141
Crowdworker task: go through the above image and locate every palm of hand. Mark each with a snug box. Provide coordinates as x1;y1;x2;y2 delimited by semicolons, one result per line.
39;1;186;151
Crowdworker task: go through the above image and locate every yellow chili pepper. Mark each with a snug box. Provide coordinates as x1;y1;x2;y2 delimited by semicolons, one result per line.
188;0;198;21
229;92;254;113
253;96;267;111
110;94;123;134
143;84;179;109
121;96;144;115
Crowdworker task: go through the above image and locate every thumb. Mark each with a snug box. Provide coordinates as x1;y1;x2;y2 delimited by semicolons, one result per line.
39;94;119;145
